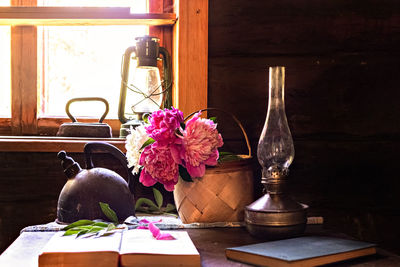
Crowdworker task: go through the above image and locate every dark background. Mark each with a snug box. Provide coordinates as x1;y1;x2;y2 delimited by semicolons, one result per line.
1;0;400;255
208;0;400;254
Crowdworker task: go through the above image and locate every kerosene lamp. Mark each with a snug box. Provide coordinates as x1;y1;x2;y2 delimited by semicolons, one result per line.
118;36;171;137
245;66;308;239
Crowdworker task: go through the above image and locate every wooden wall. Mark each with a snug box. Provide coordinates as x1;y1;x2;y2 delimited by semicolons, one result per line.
208;0;400;253
1;0;400;255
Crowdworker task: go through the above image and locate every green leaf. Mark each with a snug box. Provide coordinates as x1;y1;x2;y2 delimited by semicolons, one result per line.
99;202;119;224
136;206;160;213
92;222;109;228
209;116;217;123
63;229;82;236
164;212;179;218
135;197;159;211
152;188;163;209
106;223;116;231
76;229;89;237
62;220;95;230
135;206;147;212
218;151;241;163
219;155;241;162
98;231;117;237
179;165;193;182
219;151;233;156
164;203;176;213
74;225;96;230
140;138;155;150
86;226;106;234
143;114;150;124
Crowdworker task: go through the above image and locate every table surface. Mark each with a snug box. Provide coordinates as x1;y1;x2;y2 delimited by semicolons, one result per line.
0;227;399;267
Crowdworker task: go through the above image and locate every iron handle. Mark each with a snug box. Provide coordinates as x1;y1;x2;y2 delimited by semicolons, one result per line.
65;97;110;123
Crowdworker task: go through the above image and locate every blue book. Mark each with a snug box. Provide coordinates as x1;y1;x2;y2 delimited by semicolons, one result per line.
226;236;376;267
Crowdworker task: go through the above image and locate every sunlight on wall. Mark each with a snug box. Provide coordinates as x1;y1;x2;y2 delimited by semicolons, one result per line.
0;0;10;117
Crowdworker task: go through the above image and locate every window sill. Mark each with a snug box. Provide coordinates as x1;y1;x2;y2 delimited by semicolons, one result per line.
0;136;126;153
0;7;176;26
0;117;123;137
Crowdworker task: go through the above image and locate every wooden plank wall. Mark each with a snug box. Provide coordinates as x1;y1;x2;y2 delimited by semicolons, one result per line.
1;0;400;255
208;0;400;253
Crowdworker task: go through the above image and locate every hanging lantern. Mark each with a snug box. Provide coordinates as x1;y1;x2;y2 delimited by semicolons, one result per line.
118;36;172;137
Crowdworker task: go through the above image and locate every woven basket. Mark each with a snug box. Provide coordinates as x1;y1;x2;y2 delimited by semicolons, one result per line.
173;108;254;223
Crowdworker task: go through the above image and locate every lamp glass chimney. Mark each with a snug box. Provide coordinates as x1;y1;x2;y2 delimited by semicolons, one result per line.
257;66;294;177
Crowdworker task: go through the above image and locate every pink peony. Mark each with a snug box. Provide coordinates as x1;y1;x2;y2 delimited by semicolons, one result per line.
145;107;184;146
180;113;223;178
139;143;179;191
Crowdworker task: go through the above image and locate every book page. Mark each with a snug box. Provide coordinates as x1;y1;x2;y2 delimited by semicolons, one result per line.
119;230;199;256
40;232;122;253
39;232;121;267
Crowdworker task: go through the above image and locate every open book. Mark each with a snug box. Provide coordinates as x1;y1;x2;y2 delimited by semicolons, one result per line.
39;229;200;267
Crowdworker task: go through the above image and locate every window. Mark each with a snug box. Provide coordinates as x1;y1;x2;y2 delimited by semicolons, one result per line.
38;0;147;118
0;0;208;142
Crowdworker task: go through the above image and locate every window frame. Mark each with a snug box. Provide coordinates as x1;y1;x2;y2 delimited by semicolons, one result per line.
0;0;208;143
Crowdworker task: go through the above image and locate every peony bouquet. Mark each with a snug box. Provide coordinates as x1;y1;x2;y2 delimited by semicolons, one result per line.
126;107;223;191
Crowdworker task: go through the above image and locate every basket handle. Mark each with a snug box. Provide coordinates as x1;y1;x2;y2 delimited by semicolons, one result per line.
184;108;252;157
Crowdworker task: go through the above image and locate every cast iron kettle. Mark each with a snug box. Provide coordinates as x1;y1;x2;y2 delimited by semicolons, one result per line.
56;142;135;224
56;97;112;138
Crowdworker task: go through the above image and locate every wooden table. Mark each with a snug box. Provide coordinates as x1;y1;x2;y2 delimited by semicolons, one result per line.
0;227;399;266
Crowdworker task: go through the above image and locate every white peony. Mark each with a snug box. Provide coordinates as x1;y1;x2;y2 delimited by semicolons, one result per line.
125;125;149;174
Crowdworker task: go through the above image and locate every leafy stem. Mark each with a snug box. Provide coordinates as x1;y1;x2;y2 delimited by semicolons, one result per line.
135;188;177;216
62;203;124;238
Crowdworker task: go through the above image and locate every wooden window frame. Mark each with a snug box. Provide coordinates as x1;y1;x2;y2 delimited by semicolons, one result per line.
0;0;208;151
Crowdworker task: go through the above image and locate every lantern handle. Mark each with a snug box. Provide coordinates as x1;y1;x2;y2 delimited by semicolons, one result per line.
118;46;136;124
159;47;172;109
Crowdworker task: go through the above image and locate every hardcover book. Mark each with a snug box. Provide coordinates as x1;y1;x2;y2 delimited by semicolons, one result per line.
226;236;376;267
39;229;200;267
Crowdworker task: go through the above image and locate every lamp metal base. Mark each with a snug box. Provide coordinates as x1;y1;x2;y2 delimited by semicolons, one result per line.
245;193;308;240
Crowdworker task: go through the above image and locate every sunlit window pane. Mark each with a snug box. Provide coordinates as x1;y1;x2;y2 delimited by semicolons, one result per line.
39;0;146;9
38;0;148;119
0;0;10;118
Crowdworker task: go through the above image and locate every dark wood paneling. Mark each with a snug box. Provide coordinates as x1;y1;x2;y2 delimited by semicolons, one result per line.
209;54;400;141
209;0;400;57
208;0;400;254
1;0;400;256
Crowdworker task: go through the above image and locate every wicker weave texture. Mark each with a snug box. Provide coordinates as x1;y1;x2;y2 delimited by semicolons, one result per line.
173;162;254;223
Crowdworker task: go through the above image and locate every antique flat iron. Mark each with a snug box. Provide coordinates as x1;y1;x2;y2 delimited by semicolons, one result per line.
56;97;112;138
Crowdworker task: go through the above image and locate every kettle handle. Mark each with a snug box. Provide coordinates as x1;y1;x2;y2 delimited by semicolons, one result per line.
84;142;135;194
